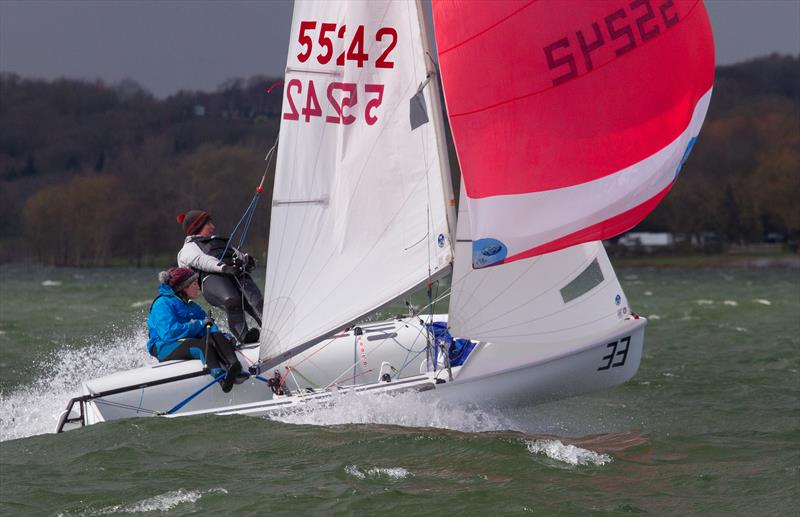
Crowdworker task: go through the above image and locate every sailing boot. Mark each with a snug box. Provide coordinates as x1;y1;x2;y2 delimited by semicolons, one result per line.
242;328;260;343
232;362;250;384
220;363;239;393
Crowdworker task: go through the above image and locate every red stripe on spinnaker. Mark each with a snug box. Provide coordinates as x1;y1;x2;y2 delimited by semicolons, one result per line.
495;183;673;264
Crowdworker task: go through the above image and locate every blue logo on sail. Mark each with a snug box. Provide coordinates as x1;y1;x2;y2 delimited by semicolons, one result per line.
437;233;445;248
472;238;508;269
675;136;698;179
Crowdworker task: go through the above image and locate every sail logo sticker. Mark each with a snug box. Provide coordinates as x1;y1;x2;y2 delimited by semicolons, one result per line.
437;234;445;248
615;294;622;305
675;136;698;179
472;238;508;269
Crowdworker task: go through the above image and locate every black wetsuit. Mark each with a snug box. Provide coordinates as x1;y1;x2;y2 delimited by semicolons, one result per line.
190;236;264;343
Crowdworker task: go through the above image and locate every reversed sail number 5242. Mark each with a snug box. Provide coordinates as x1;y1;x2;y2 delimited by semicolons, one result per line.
283;79;384;126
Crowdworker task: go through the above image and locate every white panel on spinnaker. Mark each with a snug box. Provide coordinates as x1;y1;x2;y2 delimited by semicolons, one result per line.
449;185;630;374
261;0;453;360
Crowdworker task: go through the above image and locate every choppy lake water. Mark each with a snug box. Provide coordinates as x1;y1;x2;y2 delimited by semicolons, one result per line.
1;265;798;515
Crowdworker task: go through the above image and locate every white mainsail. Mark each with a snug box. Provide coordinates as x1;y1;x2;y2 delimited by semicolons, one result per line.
260;0;454;362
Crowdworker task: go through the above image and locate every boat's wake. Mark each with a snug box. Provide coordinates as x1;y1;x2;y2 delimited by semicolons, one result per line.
0;330;153;442
267;388;527;433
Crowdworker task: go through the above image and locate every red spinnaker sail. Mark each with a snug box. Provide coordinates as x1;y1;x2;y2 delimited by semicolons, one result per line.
433;0;714;267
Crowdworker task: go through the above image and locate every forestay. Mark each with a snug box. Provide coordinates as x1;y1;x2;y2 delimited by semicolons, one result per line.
261;0;454;361
432;0;715;267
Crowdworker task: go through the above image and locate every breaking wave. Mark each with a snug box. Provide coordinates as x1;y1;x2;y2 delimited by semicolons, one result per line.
526;439;612;466
0;326;153;442
345;465;412;480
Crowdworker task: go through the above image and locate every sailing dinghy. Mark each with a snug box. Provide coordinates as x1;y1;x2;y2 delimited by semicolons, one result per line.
57;0;714;433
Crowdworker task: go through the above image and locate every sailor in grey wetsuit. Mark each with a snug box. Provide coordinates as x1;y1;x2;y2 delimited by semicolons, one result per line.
176;210;264;344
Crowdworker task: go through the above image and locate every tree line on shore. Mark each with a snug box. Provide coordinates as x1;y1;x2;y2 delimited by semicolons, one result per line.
0;54;797;266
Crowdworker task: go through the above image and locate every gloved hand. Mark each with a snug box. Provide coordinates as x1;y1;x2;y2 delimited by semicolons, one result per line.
244;254;256;272
220;264;242;276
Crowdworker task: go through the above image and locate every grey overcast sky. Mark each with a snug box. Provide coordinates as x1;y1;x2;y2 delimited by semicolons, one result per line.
1;0;798;98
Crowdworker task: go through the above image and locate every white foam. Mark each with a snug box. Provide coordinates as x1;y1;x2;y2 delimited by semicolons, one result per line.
526;439;611;466
723;300;738;306
754;299;772;306
695;299;714;305
0;327;153;442
126;489;203;512
648;314;661;320
345;465;366;479
345;465;412;480
130;300;150;308
92;488;227;514
41;280;62;286
269;389;524;433
643;291;653;296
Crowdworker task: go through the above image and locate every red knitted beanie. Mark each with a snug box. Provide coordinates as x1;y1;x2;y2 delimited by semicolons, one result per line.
176;210;210;235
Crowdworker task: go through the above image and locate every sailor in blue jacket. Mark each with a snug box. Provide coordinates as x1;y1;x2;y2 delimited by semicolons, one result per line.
147;267;247;392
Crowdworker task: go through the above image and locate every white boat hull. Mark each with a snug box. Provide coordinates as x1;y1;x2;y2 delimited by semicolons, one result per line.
57;315;645;432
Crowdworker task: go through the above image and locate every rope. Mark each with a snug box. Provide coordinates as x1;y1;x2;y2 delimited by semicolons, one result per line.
165;372;226;415
218;135;279;261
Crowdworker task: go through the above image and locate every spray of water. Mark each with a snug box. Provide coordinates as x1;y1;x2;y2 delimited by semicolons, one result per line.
0;325;154;442
268;389;527;434
526;439;612;466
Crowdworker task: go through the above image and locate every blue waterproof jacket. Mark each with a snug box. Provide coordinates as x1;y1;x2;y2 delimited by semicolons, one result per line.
147;283;219;361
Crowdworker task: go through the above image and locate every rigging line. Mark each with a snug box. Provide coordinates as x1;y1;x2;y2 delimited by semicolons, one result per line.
166;372;226;415
218;134;278;261
324;366;378;391
461;252;599;333
265;68;426;336
92;398;162;415
395;317;432;375
219;195;259;261
237;196;261;250
273;334;340;376
398;348;427;376
284;365;319;389
416;288;451;315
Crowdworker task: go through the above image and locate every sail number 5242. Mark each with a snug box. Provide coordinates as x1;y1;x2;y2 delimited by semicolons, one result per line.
597;336;631;371
297;21;397;68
